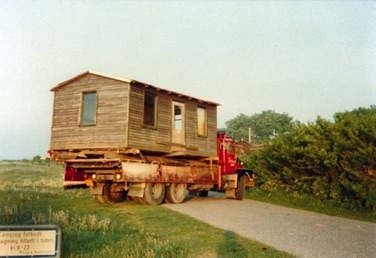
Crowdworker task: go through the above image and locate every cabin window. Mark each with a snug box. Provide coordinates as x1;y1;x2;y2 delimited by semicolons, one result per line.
197;106;207;136
143;92;157;127
80;92;97;126
174;105;183;130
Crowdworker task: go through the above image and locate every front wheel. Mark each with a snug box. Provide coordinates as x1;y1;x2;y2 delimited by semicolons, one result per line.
235;176;246;200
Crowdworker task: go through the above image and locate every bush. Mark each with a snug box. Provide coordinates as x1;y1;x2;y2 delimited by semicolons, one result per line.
246;106;376;211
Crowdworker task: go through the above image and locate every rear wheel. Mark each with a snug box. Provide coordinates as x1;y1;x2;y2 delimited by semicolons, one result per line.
103;183;125;203
142;183;165;205
235;176;246;200
166;183;187;204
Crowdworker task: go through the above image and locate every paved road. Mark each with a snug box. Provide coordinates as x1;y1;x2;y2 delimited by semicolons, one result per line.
163;193;376;258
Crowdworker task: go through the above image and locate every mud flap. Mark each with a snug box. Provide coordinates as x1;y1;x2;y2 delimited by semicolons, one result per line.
127;182;146;198
223;174;237;199
90;183;104;195
225;189;236;199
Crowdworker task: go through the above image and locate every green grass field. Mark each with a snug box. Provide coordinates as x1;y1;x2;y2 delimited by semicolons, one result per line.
0;161;291;258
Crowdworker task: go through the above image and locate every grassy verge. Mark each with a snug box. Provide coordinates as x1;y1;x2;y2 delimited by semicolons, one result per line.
0;161;292;257
245;187;376;223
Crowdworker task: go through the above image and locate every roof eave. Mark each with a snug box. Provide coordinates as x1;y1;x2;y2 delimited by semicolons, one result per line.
130;80;220;106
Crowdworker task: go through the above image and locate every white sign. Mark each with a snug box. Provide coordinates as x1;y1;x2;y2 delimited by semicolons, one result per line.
0;225;60;257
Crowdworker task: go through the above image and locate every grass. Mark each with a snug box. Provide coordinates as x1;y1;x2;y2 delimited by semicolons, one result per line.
0;161;292;258
245;187;376;223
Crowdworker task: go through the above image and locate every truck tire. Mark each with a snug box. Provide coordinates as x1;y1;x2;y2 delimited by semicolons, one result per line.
103;183;125;203
235;175;246;200
143;183;165;205
166;183;187;204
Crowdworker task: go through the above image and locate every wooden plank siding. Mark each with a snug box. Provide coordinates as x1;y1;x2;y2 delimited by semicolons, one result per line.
50;71;218;158
50;74;129;150
127;85;173;154
127;83;217;157
184;101;217;157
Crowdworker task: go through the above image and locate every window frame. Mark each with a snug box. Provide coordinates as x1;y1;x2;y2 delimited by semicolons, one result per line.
79;91;97;126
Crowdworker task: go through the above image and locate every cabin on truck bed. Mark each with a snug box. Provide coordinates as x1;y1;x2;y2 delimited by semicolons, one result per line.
50;71;219;161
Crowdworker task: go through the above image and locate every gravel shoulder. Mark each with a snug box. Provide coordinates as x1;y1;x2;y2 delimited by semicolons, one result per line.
163;193;376;258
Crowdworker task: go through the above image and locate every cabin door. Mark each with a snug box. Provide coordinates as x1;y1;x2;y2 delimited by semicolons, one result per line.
172;101;185;150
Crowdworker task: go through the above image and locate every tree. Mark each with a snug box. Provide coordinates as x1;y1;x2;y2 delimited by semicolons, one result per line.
224;113;251;140
225;110;293;144
32;155;42;165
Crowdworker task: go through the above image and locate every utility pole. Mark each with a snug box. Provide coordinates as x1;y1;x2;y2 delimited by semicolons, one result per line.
248;127;252;145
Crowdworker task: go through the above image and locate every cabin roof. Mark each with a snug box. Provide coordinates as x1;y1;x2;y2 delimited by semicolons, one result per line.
51;70;220;106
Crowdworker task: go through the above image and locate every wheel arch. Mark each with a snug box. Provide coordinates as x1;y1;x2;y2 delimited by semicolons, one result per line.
236;168;255;181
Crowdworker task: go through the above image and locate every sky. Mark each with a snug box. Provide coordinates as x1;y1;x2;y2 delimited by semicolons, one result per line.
0;1;375;160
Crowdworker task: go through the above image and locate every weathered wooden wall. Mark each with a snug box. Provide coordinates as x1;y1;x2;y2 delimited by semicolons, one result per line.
50;74;129;150
51;72;218;158
127;84;217;157
127;85;171;153
183;99;217;157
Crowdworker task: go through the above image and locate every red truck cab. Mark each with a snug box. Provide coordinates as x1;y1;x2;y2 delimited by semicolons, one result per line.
217;131;243;174
217;131;255;196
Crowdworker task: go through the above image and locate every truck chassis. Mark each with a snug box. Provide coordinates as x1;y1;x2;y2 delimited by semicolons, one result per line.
59;151;254;205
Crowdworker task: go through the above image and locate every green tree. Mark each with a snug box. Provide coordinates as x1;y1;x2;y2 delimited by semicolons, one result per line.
225;110;293;144
224;113;251;140
32;155;42;165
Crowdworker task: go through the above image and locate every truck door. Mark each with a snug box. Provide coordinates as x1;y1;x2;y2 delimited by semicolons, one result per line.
172;101;185;150
225;140;237;174
219;138;237;174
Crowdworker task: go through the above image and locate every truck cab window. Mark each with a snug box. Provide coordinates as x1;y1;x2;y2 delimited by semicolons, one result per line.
221;141;226;150
80;92;97;126
228;142;235;154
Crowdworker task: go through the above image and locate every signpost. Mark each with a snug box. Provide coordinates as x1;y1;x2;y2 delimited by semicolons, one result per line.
0;225;61;257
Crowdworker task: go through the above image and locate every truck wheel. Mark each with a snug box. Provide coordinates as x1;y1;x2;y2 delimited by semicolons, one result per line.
235;175;246;200
166;183;187;204
103;183;125;203
143;183;165;205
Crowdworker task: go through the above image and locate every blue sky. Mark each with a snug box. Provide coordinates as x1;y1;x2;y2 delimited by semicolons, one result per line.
0;1;375;159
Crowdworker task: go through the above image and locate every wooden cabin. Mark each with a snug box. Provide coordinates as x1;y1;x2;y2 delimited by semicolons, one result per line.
50;71;219;160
